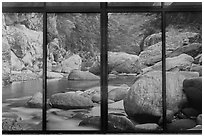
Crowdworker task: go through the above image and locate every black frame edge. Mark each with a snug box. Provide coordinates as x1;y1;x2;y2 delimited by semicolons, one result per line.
100;2;108;134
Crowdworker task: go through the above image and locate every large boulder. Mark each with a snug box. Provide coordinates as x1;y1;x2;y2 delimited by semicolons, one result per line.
68;70;99;80
124;71;199;119
139;42;168;66
50;92;94;109
81;85;129;102
143;33;161;50
108;86;130;102
143;54;194;73
108;114;136;132
61;54;82;73
6;24;43;73
167;43;202;58
183;77;202;111
89;52;142;75
140;31;200;66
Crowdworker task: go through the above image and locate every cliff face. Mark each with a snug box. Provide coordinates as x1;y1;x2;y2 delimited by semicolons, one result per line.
2;13;43;85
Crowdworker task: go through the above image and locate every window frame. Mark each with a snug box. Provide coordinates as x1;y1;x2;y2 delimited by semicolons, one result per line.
2;2;202;134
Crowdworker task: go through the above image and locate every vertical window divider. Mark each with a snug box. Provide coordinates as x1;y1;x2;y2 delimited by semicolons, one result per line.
42;2;47;132
161;2;167;132
100;2;108;133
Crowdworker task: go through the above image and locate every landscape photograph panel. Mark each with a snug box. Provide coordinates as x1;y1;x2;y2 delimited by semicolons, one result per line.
2;13;43;131
46;13;101;130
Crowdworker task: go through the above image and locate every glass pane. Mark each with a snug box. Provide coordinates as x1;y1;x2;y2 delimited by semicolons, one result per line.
46;13;101;130
2;13;43;131
2;2;44;7
165;12;202;132
107;13;162;132
108;2;161;7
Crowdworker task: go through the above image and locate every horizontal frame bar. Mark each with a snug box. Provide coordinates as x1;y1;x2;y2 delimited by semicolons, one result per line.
3;129;202;134
2;3;202;13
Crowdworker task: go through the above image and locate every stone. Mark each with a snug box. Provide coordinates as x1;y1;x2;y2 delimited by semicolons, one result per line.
108;113;136;131
46;71;63;79
165;31;200;50
168;43;202;58
11;50;25;71
79;116;101;128
108;86;130;102
167;119;197;131
72;112;89;120
61;54;82;73
6;24;43;74
143;33;161;49
27;92;42;108
90;52;142;75
124;71;199;119
140;31;200;66
139;42;162;66
81;85;129;102
91;93;101;103
108;100;124;110
183;77;202;111
7;24;43;59
134;123;159;131
190;64;202;76
152;54;194;71
68;70;100;80
181;108;200;118
50;92;94;109
196;114;202;125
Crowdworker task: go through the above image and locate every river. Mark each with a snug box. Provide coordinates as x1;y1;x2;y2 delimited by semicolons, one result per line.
2;75;136;130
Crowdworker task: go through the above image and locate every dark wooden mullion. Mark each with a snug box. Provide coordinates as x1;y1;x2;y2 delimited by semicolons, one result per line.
100;2;108;134
42;2;47;132
161;2;167;132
